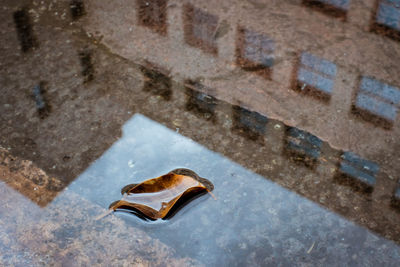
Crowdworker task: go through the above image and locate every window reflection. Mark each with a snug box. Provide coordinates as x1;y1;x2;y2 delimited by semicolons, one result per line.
183;4;219;55
32;82;51;119
334;151;380;193
293;52;337;102
70;0;86;20
185;80;218;121
302;0;350;19
236;27;275;79
140;62;172;100
232;105;268;141
352;76;400;128
284;127;322;168
392;181;400;209
137;0;167;35
13;8;37;52
78;48;94;83
372;0;400;40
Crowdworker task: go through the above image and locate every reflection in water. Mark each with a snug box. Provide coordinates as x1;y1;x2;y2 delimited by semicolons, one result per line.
334;151;380;194
393;181;400;208
352;76;400;129
232;105;269;141
78;48;94;83
284;127;322;168
372;0;400;41
302;0;350;19
140;62;172;100
32;82;50;118
137;0;167;35
236;26;275;79
185;80;218;121
70;0;86;20
2;0;400;265
292;52;337;102
13;8;37;52
183;3;219;55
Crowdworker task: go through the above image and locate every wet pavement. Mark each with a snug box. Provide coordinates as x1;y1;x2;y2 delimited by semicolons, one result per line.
1;0;400;266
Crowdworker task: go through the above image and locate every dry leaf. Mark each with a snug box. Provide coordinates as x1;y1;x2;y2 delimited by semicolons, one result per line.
109;169;214;220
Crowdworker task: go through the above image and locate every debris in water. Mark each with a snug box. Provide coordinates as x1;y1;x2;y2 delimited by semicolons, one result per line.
307;241;315;254
109;168;214;220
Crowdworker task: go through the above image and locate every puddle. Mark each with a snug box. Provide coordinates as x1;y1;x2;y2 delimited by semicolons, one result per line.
1;0;400;265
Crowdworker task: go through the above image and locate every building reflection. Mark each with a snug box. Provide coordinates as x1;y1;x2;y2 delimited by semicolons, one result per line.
78;48;94;83
70;0;86;20
302;0;350;19
140;62;172;100
2;0;400;248
13;8;37;52
33;82;50;118
392;181;400;209
352;76;400;129
232;105;268;141
183;4;219;55
372;0;400;41
236;27;275;79
292;52;337;102
185;80;218;121
334;151;380;194
284;127;322;168
137;0;167;35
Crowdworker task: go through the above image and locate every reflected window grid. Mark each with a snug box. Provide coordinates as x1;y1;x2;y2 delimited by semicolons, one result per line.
339;151;379;189
185;81;218;117
184;4;218;54
285;127;322;161
354;76;400;124
137;0;167;34
140;64;172;100
237;27;275;79
243;29;275;68
235;107;269;136
295;52;337;101
376;0;400;31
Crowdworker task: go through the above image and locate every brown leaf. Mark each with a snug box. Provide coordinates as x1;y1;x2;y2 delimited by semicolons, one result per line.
109;169;214;220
